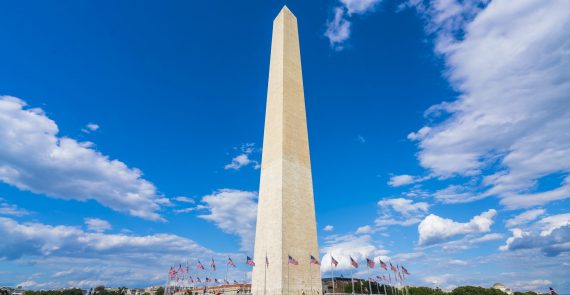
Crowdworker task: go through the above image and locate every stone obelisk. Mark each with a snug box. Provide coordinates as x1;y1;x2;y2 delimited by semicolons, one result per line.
252;6;321;295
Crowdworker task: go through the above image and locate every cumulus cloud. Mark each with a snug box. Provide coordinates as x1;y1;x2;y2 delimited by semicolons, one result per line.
324;0;382;50
404;0;570;209
0;216;218;261
224;143;260;170
376;198;429;226
198;189;258;251
320;234;389;272
418;209;497;246
0;96;168;221
0;216;234;289
84;218;111;233
323;225;334;232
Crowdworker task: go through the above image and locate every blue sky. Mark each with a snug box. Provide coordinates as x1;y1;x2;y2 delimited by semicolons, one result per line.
1;0;569;292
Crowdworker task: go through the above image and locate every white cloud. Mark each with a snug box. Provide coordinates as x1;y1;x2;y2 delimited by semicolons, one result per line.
84;218;111;233
0;198;30;216
388;175;415;187
418;209;497;246
505;209;546;228
447;259;467;265
0;96;168;221
324;0;381;49
323;225;334;232
376;198;429;226
404;0;570;209
355;225;372;234
320;234;389;272
0;216;218;261
81;123;99;133
198;189;258;251
499;214;570;257
224;143;260;170
174;196;195;204
0;216;234;289
434;184;486;204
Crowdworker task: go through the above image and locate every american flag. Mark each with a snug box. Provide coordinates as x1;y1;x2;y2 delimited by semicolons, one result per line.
205;277;211;282
169;267;176;279
178;264;184;274
288;255;299;265
369;277;375;282
233;280;239;284
350;256;358;268
197;277;202;283
401;266;410;275
366;258;375;268
390;262;397;273
383;274;387;282
376;276;382;282
224;280;229;285
228;257;236;267
197;260;205;270
186;261;189;274
214;278;219;283
211;258;216;271
379;260;387;270
331;255;339;267
188;276;194;283
246;256;256;267
310;255;320;265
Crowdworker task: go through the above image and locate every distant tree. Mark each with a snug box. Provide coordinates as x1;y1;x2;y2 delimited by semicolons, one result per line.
94;286;106;294
155;287;164;295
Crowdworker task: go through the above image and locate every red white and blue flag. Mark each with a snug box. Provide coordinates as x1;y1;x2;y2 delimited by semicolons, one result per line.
390;262;397;273
228;257;236;267
288;255;299;265
178;264;184;274
401;266;410;275
369;277;375;282
376;276;382;282
196;277;202;283
379;260;387;270
310;255;320;265
331;255;339;267
224;280;229;285
211;258;216;271
246;256;255;267
205;277;211;282
366;258;375;268
350;257;359;268
197;261;205;270
186;261;189;274
188;276;194;283
233;280;239;284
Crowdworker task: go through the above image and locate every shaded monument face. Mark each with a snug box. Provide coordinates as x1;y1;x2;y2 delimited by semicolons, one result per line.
252;7;322;294
251;5;321;295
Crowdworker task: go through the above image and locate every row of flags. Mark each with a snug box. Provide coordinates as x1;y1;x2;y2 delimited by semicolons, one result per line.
168;255;410;282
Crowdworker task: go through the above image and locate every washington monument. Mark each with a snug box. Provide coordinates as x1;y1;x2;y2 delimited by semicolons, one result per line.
252;6;321;295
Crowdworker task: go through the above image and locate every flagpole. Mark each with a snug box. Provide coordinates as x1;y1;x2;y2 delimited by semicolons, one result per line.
309;258;313;295
288;257;291;295
351;267;355;295
367;264;372;295
330;256;335;295
264;253;267;295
